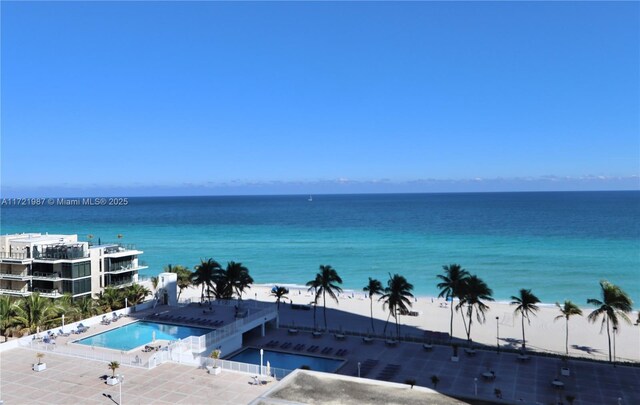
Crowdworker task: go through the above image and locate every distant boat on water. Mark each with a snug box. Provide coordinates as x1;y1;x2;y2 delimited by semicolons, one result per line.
308;195;313;202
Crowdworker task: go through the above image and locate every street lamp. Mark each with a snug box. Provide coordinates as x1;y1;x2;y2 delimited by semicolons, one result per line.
260;348;264;376
117;374;124;405
496;316;500;354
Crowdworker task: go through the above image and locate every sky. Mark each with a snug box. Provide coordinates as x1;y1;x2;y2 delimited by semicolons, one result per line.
1;1;639;197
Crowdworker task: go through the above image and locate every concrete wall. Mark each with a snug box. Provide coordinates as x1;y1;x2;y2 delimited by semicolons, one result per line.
157;272;177;306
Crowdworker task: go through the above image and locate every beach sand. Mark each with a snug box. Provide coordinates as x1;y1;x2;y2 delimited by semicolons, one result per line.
180;284;640;363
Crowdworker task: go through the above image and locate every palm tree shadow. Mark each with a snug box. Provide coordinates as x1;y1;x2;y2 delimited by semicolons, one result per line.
499;337;522;349
571;344;601;355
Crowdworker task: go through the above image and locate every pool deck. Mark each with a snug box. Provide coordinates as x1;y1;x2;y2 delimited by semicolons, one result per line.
3;300;638;404
245;327;640;405
0;347;270;405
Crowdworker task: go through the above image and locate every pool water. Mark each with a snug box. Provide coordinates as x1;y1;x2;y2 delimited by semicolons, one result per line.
227;348;343;373
75;321;213;351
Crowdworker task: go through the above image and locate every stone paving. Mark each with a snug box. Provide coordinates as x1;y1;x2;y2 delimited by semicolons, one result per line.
245;327;640;405
0;347;269;405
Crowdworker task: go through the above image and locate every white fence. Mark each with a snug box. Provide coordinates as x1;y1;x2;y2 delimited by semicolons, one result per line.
202;356;292;380
18;338;170;370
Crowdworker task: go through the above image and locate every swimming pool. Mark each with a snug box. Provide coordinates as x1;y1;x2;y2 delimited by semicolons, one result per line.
75;321;213;351
227;348;344;373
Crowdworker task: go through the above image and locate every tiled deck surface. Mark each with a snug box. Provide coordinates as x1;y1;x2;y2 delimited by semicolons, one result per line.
2;300;638;405
0;348;270;405
246;328;640;405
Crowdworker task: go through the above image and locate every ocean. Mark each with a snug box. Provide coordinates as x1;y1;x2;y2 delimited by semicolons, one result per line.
1;191;638;306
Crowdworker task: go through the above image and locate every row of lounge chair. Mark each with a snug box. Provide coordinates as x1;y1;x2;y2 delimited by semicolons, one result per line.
376;364;401;381
355;359;379;377
149;314;223;327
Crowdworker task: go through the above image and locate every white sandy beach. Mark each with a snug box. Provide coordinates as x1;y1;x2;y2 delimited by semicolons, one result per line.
180;283;639;363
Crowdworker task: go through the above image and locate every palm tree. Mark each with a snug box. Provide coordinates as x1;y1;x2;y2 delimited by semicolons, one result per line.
10;293;58;336
380;273;414;338
510;289;541;350
54;293;80;324
75;296;100;320
98;287;124;312
191;258;222;303
311;265;343;331
306;274;322;330
164;264;193;300
587;280;633;362
150;276;159;291
124;283;151;305
0;296;17;341
224;261;254;304
270;286;289;312
457;275;494;343
436;264;470;340
363;277;383;334
108;361;120;378
554;300;583;355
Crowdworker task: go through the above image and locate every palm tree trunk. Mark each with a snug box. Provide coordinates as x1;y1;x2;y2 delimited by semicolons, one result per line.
323;291;328;331
395;313;400;339
449;297;454;340
565;317;569;355
521;313;526;350
383;312;391;335
466;306;473;342
370;297;375;333
606;316;612;362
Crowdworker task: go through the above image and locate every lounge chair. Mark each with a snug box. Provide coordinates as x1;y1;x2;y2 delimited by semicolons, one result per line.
58;329;70;337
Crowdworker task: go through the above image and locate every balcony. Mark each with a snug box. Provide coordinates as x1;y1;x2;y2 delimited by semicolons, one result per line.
0;272;31;281
0;252;31;263
34;244;88;261
32;288;63;298
31;272;63;281
0;287;30;297
106;261;148;274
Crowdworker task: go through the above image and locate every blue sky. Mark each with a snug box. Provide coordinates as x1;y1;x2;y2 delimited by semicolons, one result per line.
1;1;638;196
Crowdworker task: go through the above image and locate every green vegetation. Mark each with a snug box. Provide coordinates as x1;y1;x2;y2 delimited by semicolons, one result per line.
457;274;494;343
436;264;470;340
363;277;383;334
554;300;583;355
587;280;633;363
510;289;541;350
308;265;343;331
380;273;414;338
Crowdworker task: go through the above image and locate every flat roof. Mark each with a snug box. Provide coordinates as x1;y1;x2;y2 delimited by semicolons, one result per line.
251;370;469;405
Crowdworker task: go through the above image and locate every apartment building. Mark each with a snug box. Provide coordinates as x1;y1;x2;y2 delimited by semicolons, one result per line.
0;233;147;299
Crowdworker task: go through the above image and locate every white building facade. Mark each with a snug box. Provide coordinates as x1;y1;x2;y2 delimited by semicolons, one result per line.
0;233;147;299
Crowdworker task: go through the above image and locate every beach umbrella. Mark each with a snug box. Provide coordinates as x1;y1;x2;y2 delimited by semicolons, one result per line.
266;361;271;378
152;331;156;342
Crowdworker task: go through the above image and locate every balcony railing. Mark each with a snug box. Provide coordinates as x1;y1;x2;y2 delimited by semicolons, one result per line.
32;288;63;297
0;287;30;296
0;252;29;260
94;243;139;254
31;271;63;280
34;245;88;260
0;272;30;280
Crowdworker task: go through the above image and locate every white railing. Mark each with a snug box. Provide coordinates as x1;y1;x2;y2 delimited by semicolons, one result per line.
18;339;158;369
202;356;292;380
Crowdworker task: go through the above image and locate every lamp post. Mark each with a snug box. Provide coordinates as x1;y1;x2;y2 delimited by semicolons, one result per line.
496;316;500;354
260;348;264;376
117;374;124;405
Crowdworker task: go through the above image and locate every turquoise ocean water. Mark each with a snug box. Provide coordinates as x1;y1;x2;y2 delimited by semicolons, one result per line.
1;192;638;306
